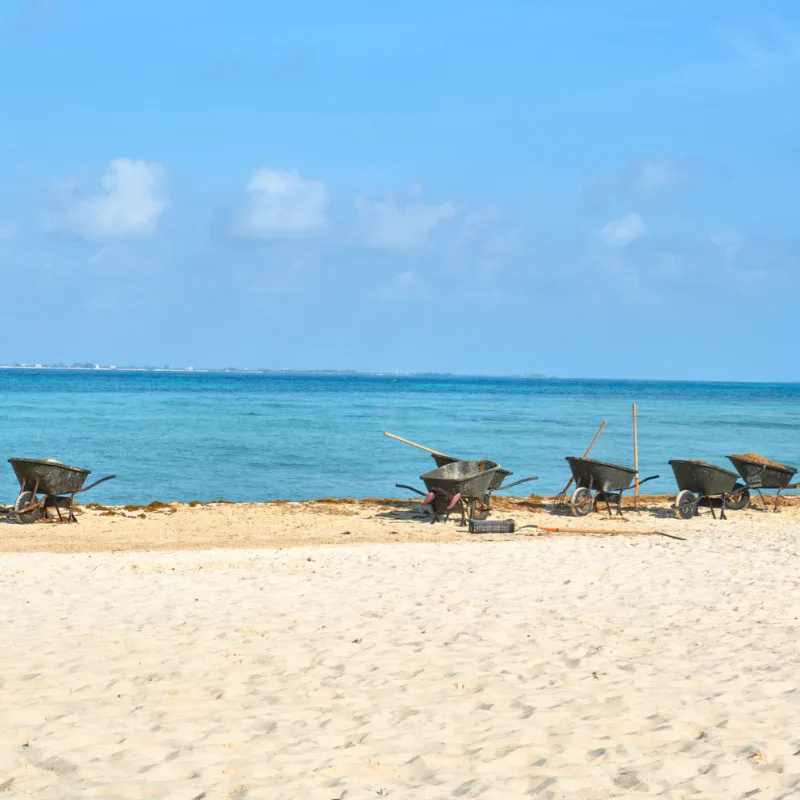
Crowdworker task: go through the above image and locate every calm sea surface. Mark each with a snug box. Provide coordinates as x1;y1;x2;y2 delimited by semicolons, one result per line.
2;369;799;505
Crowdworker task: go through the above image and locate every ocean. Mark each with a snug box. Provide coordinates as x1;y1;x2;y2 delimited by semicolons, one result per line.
2;369;799;506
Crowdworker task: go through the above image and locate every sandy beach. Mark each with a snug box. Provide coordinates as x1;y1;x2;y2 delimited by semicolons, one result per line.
0;499;798;798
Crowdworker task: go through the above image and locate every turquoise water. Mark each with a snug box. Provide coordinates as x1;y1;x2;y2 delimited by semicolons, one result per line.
2;369;800;505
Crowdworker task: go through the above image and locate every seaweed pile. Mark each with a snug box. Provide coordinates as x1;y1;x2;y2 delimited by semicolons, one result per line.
730;452;791;470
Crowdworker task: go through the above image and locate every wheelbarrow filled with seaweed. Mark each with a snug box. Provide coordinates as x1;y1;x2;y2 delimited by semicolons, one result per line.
727;453;799;512
669;459;748;520
8;458;116;524
397;459;538;525
557;456;659;517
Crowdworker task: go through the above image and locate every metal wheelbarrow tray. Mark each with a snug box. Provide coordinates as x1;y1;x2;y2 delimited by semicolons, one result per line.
560;456;659;517
430;453;513;501
669;460;748;520
397;459;537;526
8;458;116;524
727;454;799;512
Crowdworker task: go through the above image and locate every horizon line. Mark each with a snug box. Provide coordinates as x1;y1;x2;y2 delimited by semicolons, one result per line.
1;365;799;385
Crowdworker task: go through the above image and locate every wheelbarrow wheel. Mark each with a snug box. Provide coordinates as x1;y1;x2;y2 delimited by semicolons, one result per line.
13;491;42;524
569;487;593;517
470;498;489;521
674;490;697;520
724;484;750;511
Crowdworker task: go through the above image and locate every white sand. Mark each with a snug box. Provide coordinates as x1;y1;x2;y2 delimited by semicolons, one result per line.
0;527;798;798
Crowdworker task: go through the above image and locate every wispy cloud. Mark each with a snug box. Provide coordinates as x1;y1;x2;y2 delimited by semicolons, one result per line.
229;169;329;240
587;156;694;207
354;190;455;249
49;159;170;241
598;213;645;248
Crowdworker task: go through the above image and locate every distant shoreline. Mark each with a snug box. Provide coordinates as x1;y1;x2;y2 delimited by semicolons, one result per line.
0;365;549;379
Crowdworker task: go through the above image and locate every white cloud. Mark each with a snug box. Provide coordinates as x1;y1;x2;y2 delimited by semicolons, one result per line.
55;159;169;240
230;169;329;239
711;231;744;263
598;213;646;248
354;193;455;249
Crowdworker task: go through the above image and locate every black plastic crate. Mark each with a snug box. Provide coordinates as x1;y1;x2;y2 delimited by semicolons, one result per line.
468;518;515;534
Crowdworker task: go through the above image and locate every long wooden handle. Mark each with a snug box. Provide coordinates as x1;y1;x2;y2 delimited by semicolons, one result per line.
538;526;685;540
558;420;607;496
633;403;639;498
540;526;629;534
383;432;444;455
583;420;607;457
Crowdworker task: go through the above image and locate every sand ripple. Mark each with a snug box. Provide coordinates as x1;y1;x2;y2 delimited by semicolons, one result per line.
0;529;798;798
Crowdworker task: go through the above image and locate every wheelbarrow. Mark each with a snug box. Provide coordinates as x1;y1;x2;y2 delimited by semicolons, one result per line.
383;432;517;512
727;453;799;512
8;458;116;524
429;453;513;511
397;459;538;525
669;460;748;520
558;456;659;517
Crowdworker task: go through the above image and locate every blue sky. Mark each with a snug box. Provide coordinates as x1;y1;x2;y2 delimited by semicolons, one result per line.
2;0;799;380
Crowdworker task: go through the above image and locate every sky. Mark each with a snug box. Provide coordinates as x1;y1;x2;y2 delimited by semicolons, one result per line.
2;0;800;380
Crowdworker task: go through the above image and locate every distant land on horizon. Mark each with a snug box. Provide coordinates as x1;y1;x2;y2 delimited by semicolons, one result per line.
0;363;550;379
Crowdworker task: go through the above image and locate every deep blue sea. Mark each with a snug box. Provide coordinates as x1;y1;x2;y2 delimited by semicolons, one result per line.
2;369;799;506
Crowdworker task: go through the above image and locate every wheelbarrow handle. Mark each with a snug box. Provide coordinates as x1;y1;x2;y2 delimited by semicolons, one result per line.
636;474;660;486
396;483;427;497
76;474;117;494
492;476;539;492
